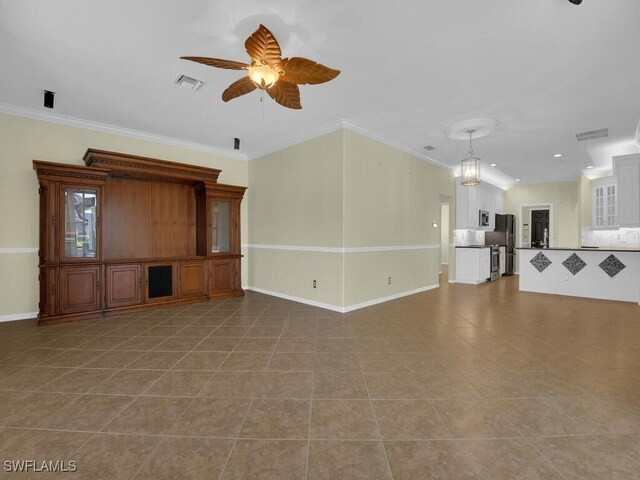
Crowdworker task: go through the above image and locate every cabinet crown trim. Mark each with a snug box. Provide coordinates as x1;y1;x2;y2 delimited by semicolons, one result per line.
83;149;221;183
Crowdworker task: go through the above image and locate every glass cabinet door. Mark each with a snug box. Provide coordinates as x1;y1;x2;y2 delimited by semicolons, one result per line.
62;187;98;258
209;200;230;254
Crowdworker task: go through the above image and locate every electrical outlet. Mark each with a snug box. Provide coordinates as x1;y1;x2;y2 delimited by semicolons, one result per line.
313;280;316;289
388;277;391;285
564;275;569;282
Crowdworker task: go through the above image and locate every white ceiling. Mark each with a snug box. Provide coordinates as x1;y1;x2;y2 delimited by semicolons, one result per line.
2;0;640;188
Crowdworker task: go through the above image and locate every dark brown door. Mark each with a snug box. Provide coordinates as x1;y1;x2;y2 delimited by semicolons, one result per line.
209;258;235;295
59;265;102;314
106;264;142;308
179;261;207;298
531;210;550;247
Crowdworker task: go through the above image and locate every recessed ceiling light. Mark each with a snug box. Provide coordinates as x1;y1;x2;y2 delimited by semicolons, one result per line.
175;74;204;90
515;178;521;182
490;163;497;167
553;153;563;158
585;165;595;169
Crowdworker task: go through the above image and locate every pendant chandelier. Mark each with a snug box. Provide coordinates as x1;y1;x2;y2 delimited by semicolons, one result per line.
461;129;481;186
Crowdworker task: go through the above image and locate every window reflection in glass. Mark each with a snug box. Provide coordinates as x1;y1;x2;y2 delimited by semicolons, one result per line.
210;200;230;253
64;189;97;258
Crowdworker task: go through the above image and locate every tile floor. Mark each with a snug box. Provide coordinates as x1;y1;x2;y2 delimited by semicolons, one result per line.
1;272;640;479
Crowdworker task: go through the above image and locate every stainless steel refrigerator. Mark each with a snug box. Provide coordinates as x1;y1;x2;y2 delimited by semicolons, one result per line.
485;214;515;276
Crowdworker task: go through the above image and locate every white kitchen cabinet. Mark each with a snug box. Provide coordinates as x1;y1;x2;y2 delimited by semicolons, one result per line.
614;154;640;227
455;247;491;284
499;246;506;275
592;176;617;228
455;181;505;230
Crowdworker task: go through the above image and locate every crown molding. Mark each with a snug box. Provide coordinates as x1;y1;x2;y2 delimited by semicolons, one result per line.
0;103;248;161
340;120;452;170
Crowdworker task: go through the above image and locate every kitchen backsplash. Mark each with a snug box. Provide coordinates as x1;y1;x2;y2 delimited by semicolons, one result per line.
581;227;640;248
454;229;485;246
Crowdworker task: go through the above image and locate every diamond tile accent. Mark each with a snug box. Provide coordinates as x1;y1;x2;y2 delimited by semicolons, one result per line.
529;252;551;273
562;253;587;276
598;254;626;278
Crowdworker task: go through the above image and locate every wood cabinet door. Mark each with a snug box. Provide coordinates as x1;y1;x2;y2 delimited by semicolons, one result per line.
209;258;235;295
59;265;102;314
179;261;207;298
106;264;142;308
144;262;177;304
58;184;102;263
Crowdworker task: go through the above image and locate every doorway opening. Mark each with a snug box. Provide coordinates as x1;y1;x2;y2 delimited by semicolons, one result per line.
519;204;553;248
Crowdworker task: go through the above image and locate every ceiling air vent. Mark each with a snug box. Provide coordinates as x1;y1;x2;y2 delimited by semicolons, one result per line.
576;128;609;142
175;74;204;91
423;145;436;151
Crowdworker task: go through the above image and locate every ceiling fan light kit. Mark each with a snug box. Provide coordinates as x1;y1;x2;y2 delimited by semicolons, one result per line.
181;24;340;110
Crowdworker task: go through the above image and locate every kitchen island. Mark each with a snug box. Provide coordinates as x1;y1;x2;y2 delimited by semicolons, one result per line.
518;247;640;304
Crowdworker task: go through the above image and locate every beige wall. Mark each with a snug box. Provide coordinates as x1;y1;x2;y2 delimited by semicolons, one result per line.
247;128;455;310
0;112;248;317
504;181;580;271
247;130;345;308
342;130;454;306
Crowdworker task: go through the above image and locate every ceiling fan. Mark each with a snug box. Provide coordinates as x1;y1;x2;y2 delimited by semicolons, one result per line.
181;25;340;110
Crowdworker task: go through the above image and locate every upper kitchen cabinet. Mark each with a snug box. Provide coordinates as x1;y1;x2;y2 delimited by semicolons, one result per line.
614;154;640;227
591;176;617;228
455;180;505;230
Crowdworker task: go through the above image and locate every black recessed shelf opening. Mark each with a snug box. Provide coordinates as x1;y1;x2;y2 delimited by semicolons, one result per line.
148;265;173;298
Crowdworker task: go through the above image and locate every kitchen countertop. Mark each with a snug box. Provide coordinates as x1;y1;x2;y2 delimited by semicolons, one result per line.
517;247;640;253
455;245;491;249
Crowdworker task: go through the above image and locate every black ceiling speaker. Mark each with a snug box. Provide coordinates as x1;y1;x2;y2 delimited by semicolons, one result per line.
568;0;583;4
43;90;55;109
234;138;240;150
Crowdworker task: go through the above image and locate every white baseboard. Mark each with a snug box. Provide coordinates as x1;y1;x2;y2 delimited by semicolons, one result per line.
342;284;439;312
455;278;486;285
244;283;440;313
0;312;38;323
441;262;449;266
244;286;344;313
448;280;456;284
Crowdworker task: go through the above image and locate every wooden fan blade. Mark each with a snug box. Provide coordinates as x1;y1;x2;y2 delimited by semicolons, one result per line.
222;76;257;102
267;82;302;109
245;24;282;66
278;57;340;85
180;57;248;70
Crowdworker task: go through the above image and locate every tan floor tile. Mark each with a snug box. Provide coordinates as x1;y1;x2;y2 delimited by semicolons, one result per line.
173;326;217;338
431;398;521;438
114;336;166;350
210;326;250;337
153;336;202;351
254;371;313;399
90;370;164;395
240;399;311;439
550;396;640;434
600;434;640;464
82;350;144;369
313;352;361;372
44;349;105;367
364;373;425;399
372;400;450;440
0;392;78;427
171;398;251;437
267;353;315;371
1;429;92;460
220;353;271;371
221;439;307;480
245;326;283;337
1;366;72;392
76;336;129;350
275;337;316;353
462;438;564;480
39;394;133;431
384;440;476;479
307;440;391;480
103;396;191;434
313;372;369;399
498;398;585;436
311;399;380;439
145;370;213;396
126;351;185;369
38;368;118;393
531;435;640;480
199;371;260;398
73;433;160;479
358;353;416;373
235;337;279;352
194;337;241;351
315;337;358;353
414;370;482;399
0;427;28;451
135;437;233;480
172;351;228;371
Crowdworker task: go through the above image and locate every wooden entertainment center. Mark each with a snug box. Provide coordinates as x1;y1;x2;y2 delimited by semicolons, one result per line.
33;149;246;325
